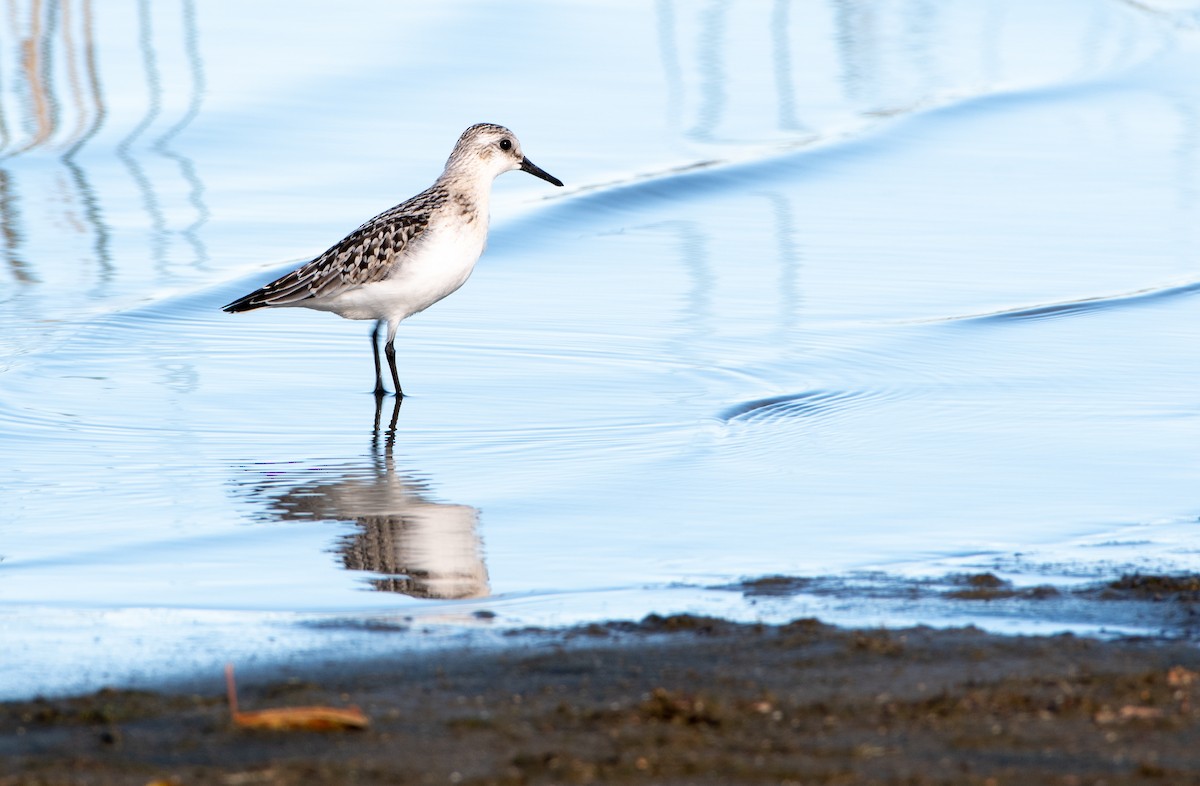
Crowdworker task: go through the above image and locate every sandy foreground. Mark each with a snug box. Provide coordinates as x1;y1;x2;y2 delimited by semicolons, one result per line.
4;578;1200;786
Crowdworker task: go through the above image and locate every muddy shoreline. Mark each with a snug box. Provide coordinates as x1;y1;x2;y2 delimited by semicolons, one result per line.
5;608;1200;785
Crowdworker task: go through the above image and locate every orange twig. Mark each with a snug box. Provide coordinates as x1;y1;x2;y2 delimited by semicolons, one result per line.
224;663;369;731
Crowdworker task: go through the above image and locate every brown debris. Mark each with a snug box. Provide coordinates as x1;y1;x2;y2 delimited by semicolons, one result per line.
225;664;368;731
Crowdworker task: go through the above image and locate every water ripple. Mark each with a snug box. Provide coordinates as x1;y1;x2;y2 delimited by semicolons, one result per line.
722;389;868;424
718;386;924;432
913;276;1200;326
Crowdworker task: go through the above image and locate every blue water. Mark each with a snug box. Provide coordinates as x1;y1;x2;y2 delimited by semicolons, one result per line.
2;0;1200;698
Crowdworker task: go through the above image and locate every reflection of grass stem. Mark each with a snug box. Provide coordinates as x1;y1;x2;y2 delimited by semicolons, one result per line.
688;0;728;142
61;0;89;146
62;0;107;159
0;45;8;152
57;0;112;283
115;0;168;274
152;0;209;267
771;0;804;133
0;167;35;283
761;190;801;340
63;0;112;285
655;0;684;134
18;0;58;152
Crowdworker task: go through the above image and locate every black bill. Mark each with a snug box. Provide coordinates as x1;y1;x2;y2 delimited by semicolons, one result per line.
520;157;564;187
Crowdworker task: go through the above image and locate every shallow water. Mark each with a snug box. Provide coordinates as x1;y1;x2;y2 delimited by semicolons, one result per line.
2;0;1200;698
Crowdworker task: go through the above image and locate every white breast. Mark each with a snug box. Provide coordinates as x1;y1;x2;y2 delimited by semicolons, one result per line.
318;213;488;322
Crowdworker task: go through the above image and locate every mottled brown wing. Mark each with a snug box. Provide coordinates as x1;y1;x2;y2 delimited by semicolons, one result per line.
223;208;430;312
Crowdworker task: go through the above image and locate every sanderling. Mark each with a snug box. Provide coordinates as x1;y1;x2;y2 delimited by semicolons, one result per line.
223;123;563;397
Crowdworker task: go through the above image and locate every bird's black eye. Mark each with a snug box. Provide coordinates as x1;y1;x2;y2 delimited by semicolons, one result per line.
499;138;512;151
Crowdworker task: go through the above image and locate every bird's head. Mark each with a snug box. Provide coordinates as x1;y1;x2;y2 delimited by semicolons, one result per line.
444;123;564;188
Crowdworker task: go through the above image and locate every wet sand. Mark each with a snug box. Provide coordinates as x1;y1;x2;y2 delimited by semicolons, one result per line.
4;610;1200;785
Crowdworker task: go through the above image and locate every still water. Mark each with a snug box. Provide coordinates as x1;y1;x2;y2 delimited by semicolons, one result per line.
2;0;1200;697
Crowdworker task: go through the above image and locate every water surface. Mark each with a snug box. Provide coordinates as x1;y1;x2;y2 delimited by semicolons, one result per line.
2;0;1200;698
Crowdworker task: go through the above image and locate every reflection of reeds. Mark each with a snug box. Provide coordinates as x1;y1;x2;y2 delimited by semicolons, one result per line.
0;0;208;285
659;0;808;142
3;0;112;155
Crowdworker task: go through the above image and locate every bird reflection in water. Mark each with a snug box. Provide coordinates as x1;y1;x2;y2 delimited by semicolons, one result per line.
243;396;488;600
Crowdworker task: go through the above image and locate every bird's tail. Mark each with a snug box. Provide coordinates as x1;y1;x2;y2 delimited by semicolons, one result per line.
222;289;268;313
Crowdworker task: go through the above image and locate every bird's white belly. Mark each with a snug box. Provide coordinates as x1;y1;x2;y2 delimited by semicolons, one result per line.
316;222;486;322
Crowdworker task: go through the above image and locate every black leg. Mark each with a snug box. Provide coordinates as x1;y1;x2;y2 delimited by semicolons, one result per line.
384;338;403;398
371;320;387;397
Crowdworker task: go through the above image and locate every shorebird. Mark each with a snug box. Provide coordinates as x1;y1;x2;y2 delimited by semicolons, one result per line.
223;123;563;397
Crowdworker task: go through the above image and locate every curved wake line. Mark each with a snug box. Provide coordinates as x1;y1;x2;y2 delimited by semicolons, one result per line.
903;276;1200;327
719;390;848;423
718;387;914;425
